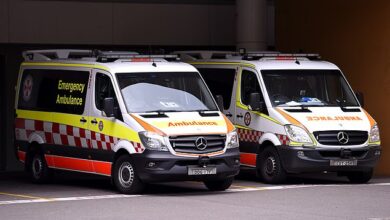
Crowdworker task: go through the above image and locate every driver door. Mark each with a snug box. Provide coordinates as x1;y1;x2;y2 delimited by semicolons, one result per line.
87;70;122;175
235;68;268;167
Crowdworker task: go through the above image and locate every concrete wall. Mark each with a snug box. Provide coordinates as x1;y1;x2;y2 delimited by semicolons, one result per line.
276;0;390;175
0;0;235;46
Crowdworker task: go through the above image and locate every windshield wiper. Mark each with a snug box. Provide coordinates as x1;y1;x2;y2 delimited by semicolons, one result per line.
139;110;181;118
281;104;312;112
336;99;361;112
190;109;220;117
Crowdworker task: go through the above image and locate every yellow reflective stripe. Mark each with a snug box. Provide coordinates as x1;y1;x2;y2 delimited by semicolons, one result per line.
235;124;252;130
22;62;110;72
235;105;282;125
188;61;256;69
369;141;381;145
88;117;140;142
16;109;139;142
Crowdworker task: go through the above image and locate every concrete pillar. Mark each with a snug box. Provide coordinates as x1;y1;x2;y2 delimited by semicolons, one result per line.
236;0;268;51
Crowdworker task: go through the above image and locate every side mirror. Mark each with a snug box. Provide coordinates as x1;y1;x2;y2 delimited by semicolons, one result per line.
215;95;224;111
103;97;115;118
249;92;262;111
355;91;364;107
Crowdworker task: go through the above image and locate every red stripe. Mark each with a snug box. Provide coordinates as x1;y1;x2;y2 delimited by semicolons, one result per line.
60;134;69;145
47;155;94;173
109;136;114;143
93;161;112;176
15;118;25;129
240;153;257;166
18;150;26;162
79;128;86;138
35;120;44;131
74;137;82;147
45;155;111;176
52;123;59;133
97;140;102;150
66;125;73;136
91;131;96;140
100;133;105;142
45;132;52;144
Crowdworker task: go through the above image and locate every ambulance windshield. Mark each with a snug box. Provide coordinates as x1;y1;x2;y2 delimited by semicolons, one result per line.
261;70;359;107
116;72;218;113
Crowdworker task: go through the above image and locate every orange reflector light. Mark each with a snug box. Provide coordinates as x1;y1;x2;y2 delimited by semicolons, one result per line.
130;58;152;62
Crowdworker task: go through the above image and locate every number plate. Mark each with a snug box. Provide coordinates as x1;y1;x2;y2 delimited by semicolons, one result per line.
188;166;217;176
330;159;357;166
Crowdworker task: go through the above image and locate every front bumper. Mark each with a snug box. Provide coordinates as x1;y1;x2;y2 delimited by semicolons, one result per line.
277;145;381;174
131;148;240;183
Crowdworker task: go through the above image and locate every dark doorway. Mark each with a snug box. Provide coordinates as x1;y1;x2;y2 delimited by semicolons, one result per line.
0;55;5;171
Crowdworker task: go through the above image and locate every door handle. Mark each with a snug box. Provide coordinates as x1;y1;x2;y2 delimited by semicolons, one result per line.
91;119;98;124
80;117;87;123
225;113;233;117
236;114;243;118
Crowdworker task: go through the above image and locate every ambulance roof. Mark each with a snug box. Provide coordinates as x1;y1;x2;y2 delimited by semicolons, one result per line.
174;51;341;71
22;49;198;73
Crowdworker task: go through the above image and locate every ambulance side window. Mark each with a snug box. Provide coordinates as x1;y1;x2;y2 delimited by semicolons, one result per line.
95;73;121;119
18;69;89;115
198;68;235;109
241;70;267;113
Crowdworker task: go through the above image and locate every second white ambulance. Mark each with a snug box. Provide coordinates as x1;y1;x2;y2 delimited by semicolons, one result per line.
176;51;381;183
14;50;240;194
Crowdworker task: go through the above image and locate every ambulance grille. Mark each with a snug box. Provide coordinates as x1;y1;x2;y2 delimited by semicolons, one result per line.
169;135;226;154
313;130;368;146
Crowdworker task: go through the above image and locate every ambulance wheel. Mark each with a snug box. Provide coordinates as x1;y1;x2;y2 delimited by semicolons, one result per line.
113;155;144;194
346;169;373;184
257;146;287;184
29;151;52;183
204;177;234;191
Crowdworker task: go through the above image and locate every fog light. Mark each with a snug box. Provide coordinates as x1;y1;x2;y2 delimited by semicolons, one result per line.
234;158;240;165
375;150;381;156
147;162;157;168
297;151;305;157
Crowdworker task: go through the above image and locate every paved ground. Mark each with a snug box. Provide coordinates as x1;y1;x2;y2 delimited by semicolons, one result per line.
0;170;390;220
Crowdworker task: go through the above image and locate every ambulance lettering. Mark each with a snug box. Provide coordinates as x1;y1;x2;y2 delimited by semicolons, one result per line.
307;116;363;121
168;121;218;127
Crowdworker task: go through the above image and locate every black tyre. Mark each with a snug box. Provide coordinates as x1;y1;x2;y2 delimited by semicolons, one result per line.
112;155;144;194
346;169;373;184
29;151;52;183
204;177;234;191
257;146;287;184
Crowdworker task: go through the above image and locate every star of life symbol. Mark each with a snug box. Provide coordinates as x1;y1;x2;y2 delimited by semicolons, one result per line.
244;112;251;126
23;75;33;102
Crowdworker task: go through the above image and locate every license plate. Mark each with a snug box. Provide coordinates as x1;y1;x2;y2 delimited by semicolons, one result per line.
188;166;217;176
330;159;357;166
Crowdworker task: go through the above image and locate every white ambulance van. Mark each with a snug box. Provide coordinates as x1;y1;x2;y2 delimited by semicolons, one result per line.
14;50;240;194
175;51;381;184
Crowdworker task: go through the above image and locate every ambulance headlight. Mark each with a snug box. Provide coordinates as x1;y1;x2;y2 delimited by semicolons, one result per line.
139;131;168;151
226;130;239;148
284;125;313;145
369;124;380;143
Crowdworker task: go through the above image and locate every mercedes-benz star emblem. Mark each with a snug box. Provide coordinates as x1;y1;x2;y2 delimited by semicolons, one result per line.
195;137;207;151
337;132;349;144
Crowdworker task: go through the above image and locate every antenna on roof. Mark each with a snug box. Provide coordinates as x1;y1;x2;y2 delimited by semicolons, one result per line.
148;45;157;67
